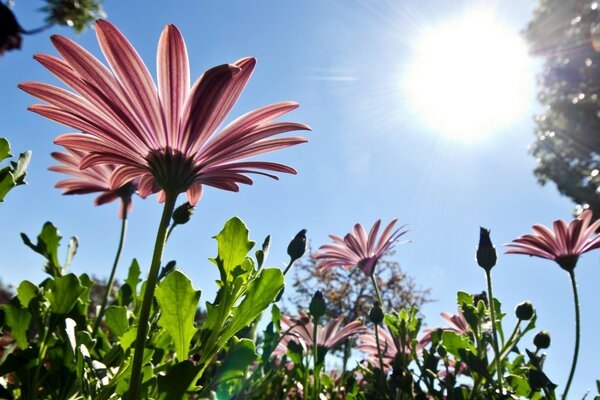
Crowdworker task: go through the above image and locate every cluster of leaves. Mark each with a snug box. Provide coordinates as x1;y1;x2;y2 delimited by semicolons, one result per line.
0;217;288;399
525;0;600;217
0;138;30;202
40;0;105;32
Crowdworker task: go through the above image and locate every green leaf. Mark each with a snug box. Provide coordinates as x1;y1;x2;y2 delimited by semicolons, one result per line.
16;281;38;308
12;151;31;184
216;338;257;382
3;302;31;348
21;222;63;276
0;169;15;202
215;338;257;398
0;138;11;161
46;273;86;314
441;330;476;357
64;237;78;271
219;268;283;348
156;360;200;400
155;270;201;360
212;217;255;283
507;374;532;397
105;306;129;337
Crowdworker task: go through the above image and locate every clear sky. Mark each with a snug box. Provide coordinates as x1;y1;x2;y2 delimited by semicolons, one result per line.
1;0;598;396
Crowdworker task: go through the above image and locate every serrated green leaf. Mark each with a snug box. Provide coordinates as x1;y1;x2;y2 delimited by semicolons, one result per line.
105;306;129;337
3;302;31;348
125;258;141;293
16;280;38;308
155;270;201;360
219;268;283;348
213;217;255;283
47;273;86;314
40;222;61;271
507;374;532;397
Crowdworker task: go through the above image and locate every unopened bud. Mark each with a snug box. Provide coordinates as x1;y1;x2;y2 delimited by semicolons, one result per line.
287;229;307;263
369;302;384;325
172;202;195;225
309;290;326;320
476;227;497;271
515;301;534;321
533;331;551;349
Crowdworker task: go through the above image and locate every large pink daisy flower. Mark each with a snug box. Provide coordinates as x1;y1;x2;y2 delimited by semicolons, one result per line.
313;219;408;276
50;147;137;219
20;20;309;205
505;210;600;271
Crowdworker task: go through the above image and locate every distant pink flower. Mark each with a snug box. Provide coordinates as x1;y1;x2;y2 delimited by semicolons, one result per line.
313;219;407;275
505;210;600;271
357;327;423;373
20;20;309;205
273;311;364;357
419;309;471;348
50;147;137;219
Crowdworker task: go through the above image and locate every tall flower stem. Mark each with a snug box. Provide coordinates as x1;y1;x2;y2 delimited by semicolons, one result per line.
312;320;320;400
370;274;384;310
128;192;177;400
374;323;385;373
485;269;503;387
92;207;128;335
562;270;581;400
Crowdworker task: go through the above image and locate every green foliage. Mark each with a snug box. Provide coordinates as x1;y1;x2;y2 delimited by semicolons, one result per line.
155;270;201;361
0;137;30;202
21;222;78;277
40;0;105;32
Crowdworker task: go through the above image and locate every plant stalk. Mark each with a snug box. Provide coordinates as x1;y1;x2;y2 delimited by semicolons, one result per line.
92;207;128;335
370;274;384;310
562;270;581;400
485;269;503;387
128;192;177;400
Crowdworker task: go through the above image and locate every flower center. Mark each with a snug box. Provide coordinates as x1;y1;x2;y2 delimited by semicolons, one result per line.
145;148;200;194
555;254;579;272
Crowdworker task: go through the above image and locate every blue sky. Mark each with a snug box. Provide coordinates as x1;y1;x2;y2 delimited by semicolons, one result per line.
1;0;598;396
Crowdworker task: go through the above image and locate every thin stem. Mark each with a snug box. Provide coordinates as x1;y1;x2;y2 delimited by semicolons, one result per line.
562;270;581;400
128;192;177;400
92;208;128;335
312;319;320;400
374;323;386;374
282;259;295;276
370;274;384;310
485;269;503;387
498;320;521;361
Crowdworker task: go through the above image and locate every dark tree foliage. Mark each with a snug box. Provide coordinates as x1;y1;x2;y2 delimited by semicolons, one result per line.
525;0;600;216
287;249;432;323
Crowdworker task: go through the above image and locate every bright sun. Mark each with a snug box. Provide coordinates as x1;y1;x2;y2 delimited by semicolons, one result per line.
405;9;533;141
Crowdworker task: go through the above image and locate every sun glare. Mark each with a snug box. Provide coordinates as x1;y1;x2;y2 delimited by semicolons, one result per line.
405;9;533;141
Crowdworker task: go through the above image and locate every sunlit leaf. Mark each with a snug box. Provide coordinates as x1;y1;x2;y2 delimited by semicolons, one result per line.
212;217;255;283
155;270;201;360
16;280;38;308
105;306;129;337
46;273;86;314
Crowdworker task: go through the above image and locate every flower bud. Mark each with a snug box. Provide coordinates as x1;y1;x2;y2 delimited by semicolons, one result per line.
515;301;534;321
309;290;326;320
172;202;194;226
369;302;384;325
533;331;551;349
476;227;497;271
287;229;307;263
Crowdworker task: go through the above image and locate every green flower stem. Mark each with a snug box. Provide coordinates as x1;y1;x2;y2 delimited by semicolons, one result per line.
562;270;581;400
312;319;320;400
370;274;384;310
498;320;521;361
283;258;295;276
374;323;385;373
485;269;503;387
128;192;177;400
92;207;128;335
